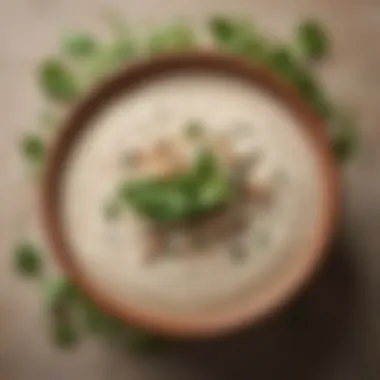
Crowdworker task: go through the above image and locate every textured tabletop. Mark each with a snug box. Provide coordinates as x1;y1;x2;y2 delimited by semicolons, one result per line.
0;0;379;379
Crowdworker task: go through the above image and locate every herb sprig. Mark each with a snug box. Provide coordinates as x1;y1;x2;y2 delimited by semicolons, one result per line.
120;149;231;222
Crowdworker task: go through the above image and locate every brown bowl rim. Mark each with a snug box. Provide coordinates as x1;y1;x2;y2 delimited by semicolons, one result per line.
41;50;339;338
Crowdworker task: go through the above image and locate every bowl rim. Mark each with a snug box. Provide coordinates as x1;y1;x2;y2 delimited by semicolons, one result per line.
41;50;339;337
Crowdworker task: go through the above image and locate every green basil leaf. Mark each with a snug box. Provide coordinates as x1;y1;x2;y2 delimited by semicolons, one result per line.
197;175;231;209
61;32;98;58
268;46;298;80
148;24;196;52
44;278;78;313
297;20;328;60
52;320;80;348
193;149;219;181
331;112;358;162
119;150;230;221
39;58;79;101
293;70;333;119
209;16;252;43
209;16;267;61
21;134;45;163
13;240;43;277
120;179;191;221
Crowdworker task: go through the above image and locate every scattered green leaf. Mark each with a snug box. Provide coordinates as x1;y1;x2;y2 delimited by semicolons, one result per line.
44;278;79;313
61;32;98;58
52;320;80;348
39;58;79;101
148;24;196;52
110;38;136;62
209;16;253;43
209;16;268;60
331;112;358;162
103;11;137;61
297;20;328;60
79;39;134;89
83;304;112;334
293;70;333;119
21;134;45;163
13;240;43;277
210;16;238;42
267;46;298;80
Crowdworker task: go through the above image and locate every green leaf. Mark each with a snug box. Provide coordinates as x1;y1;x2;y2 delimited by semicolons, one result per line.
331;112;358;162
39;58;79;101
79;39;135;89
81;298;113;334
198;175;231;209
297;20;328;60
209;16;238;42
104;11;136;60
120;149;231;222
209;16;253;43
13;240;43;278
241;38;268;61
20;134;45;163
268;46;298;80
295;71;333;120
110;38;136;62
209;16;267;60
266;47;333;119
44;278;78;313
292;70;333;119
80;48;114;85
148;24;196;53
194;149;219;180
61;32;98;58
120;179;192;222
52;320;80;348
193;150;231;209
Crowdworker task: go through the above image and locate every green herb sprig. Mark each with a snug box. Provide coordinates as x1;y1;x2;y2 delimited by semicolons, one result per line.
120;149;231;222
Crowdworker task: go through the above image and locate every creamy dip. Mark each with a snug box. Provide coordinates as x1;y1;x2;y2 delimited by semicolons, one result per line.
62;71;325;314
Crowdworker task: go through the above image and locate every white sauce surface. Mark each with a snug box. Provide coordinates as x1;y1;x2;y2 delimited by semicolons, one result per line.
62;71;324;313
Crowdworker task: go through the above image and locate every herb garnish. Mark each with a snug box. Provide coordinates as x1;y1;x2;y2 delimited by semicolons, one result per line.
120;149;231;222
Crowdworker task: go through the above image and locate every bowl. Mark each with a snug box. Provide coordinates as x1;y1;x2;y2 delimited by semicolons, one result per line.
41;51;338;337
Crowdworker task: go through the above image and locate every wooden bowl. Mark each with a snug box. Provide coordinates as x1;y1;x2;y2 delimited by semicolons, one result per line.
41;51;339;337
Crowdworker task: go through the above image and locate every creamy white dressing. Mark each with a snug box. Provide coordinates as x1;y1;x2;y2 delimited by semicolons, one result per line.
62;71;324;313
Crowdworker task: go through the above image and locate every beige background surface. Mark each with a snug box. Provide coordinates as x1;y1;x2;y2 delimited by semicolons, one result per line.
0;0;380;379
